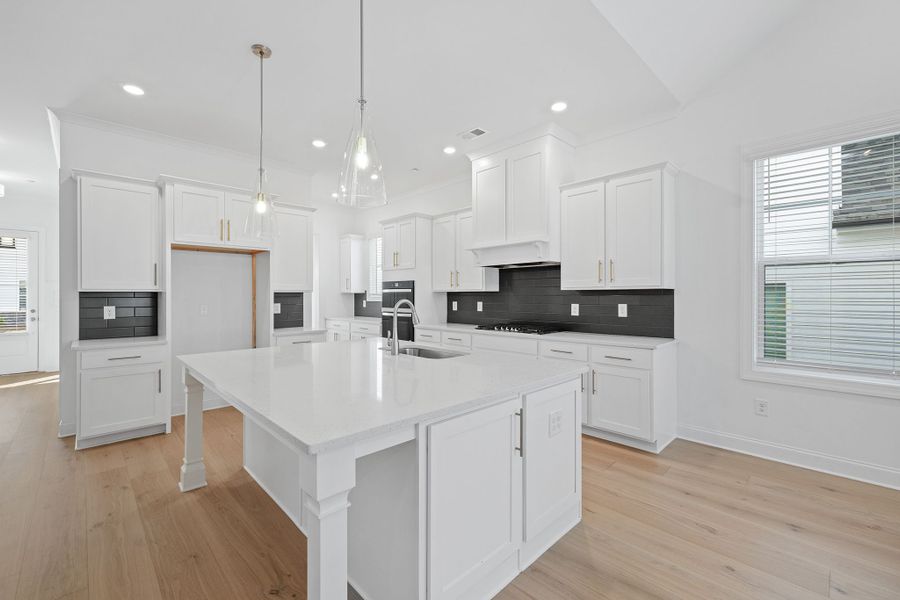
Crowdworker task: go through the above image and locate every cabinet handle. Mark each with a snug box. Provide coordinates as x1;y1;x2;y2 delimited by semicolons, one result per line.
581;374;585;394
449;271;453;288
346;278;350;290
550;348;573;354
514;409;524;457
394;251;399;267
604;355;632;361
153;263;158;287
292;340;311;344
108;355;141;361
609;258;615;282
455;271;460;287
158;369;162;393
447;337;462;342
592;369;597;395
598;259;603;282
219;219;224;241
227;219;231;241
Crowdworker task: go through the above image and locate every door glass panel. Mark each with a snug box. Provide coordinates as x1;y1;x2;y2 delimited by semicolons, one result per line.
0;236;28;333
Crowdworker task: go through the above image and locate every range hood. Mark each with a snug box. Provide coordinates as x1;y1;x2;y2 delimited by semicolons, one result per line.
469;239;559;268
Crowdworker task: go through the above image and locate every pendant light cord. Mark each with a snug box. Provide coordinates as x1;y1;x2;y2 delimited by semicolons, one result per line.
259;50;265;177
359;0;366;121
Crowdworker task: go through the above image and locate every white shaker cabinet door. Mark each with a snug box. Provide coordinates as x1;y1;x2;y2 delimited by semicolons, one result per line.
79;176;160;291
226;193;272;248
506;140;545;242
472;155;507;247
605;170;662;288
428;397;523;600
396;218;416;269
432;214;456;291
172;184;226;245
455;211;487;291
560;183;605;290
79;363;165;439
272;206;312;292
588;364;653;442
382;222;398;271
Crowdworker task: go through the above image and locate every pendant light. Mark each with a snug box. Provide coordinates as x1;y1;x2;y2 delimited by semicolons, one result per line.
244;43;277;237
337;0;387;208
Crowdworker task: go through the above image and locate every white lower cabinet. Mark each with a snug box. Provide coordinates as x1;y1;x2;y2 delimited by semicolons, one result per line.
427;378;581;599
588;364;652;441
78;362;167;443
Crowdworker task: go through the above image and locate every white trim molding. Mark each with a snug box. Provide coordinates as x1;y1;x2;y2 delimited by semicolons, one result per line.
738;109;900;400
679;425;900;491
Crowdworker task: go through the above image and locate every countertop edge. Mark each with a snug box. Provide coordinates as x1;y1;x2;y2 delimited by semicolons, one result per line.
414;323;676;349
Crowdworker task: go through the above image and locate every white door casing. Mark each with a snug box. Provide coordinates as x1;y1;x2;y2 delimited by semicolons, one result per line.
0;229;39;374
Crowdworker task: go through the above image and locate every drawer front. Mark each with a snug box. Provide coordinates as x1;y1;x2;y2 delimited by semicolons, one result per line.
539;341;588;362
473;334;538;355
589;345;652;370
276;333;324;347
415;329;441;344
325;319;351;332
441;331;472;348
80;345;168;370
350;321;381;335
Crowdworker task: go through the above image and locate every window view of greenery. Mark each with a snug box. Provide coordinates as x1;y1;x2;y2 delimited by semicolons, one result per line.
756;133;898;376
0;236;29;334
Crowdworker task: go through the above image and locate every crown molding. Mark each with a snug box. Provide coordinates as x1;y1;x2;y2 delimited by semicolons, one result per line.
466;122;579;161
52;110;312;177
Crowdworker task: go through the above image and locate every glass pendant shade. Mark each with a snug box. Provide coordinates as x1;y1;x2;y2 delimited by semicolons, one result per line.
338;110;386;208
244;167;277;238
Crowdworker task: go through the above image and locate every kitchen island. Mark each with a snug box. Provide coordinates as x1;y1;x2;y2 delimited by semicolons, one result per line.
177;338;586;600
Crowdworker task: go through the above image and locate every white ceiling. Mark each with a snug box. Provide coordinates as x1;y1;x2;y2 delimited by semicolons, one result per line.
0;0;808;204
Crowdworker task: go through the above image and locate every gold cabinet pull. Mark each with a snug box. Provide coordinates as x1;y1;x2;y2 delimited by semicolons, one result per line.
227;219;231;241
449;271;453;287
219;219;224;241
455;270;460;287
609;258;615;282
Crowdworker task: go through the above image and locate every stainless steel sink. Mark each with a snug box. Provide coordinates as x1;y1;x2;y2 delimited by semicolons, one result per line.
395;346;466;359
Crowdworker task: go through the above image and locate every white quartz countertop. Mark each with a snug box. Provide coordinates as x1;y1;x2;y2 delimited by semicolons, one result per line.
415;323;675;349
71;336;168;351
178;338;585;454
325;316;381;323
272;326;327;337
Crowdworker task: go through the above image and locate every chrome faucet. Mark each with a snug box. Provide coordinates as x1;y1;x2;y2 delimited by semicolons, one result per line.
391;299;421;356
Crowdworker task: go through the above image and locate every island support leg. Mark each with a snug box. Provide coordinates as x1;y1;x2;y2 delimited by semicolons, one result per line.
300;446;356;600
179;371;207;492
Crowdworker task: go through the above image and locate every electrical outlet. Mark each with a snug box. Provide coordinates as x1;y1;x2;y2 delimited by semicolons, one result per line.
451;301;458;311
755;399;769;417
362;299;367;308
199;304;209;316
618;303;628;318
103;306;115;320
273;303;281;315
548;409;564;437
476;301;483;312
570;303;579;316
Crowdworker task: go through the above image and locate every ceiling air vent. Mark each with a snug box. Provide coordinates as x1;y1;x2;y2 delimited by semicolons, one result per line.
458;127;488;141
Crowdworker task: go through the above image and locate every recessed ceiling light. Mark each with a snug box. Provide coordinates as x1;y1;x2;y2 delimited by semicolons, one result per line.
550;101;568;113
370;173;380;180
330;192;339;199
443;146;456;155
122;84;145;96
312;139;327;148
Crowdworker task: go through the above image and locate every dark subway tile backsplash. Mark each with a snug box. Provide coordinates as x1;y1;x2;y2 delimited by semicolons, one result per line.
354;293;381;318
447;266;674;338
79;292;159;340
274;293;304;329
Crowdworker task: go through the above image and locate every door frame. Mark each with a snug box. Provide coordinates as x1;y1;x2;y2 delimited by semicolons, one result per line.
0;227;40;374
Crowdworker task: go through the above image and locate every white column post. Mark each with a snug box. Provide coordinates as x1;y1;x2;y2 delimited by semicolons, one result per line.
300;446;356;600
179;370;207;492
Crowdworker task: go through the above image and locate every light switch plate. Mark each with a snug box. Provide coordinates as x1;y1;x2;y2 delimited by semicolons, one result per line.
476;301;483;312
199;304;209;316
273;303;281;315
618;303;628;318
452;301;458;311
362;300;367;308
755;399;769;417
570;303;579;316
103;306;115;320
548;409;564;437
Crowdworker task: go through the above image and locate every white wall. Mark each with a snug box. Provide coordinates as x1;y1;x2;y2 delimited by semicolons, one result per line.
58;118;357;433
571;0;900;486
0;191;59;372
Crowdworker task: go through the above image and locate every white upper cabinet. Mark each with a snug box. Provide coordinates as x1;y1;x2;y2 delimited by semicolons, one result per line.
78;174;160;291
172;183;226;245
272;204;314;292
226;192;274;248
432;210;499;292
560;163;676;290
339;234;367;294
467;127;575;266
382;216;416;271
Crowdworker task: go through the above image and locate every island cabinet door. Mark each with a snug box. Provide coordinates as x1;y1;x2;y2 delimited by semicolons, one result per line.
427;397;523;600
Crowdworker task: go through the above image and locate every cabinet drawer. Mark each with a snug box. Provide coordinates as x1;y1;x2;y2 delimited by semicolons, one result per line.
350;321;381;335
325;319;351;332
415;329;441;344
80;345;168;370
589;345;652;370
276;333;324;347
441;331;472;348
539;341;588;362
473;334;538;355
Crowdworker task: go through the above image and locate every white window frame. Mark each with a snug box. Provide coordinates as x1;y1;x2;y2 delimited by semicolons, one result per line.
740;110;900;399
366;236;383;302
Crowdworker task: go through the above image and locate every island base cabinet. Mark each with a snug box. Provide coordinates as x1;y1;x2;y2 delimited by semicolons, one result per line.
78;363;166;443
428;397;523;600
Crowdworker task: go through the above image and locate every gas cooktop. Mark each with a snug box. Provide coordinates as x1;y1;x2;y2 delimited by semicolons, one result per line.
474;322;564;335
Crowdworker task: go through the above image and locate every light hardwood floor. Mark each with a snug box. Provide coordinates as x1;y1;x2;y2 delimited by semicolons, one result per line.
1;372;898;599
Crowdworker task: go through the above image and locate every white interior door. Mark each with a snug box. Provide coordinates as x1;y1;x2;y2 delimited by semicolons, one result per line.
0;230;39;374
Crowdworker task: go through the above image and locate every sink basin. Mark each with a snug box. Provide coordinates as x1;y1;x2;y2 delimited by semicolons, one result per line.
394;346;466;359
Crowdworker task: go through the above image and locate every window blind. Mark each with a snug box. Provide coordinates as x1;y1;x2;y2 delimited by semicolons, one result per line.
754;133;898;378
367;236;383;302
0;236;29;333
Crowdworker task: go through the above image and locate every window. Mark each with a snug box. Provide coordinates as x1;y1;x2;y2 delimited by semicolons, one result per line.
0;236;29;334
753;132;898;381
367;236;383;302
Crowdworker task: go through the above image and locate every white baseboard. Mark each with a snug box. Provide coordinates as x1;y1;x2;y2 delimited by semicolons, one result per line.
58;420;75;438
678;425;900;491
